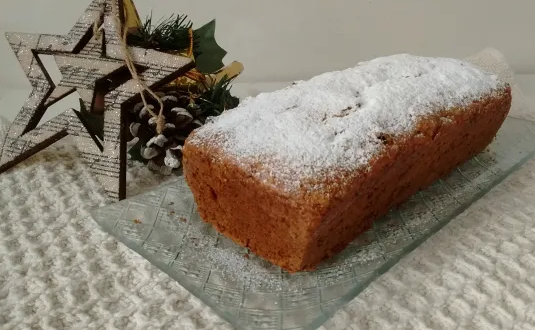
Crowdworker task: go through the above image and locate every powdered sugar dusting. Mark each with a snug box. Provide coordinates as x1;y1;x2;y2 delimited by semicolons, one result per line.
190;54;506;192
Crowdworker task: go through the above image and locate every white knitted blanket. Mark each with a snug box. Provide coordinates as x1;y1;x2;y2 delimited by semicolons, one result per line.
1;49;535;330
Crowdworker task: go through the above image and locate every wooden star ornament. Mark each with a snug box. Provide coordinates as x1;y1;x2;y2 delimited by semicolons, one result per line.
0;0;195;201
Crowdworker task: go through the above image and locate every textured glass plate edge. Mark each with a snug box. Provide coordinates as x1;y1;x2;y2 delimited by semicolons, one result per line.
96;217;241;324
91;116;535;330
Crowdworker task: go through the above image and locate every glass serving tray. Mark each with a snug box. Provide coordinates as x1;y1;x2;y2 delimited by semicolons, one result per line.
91;116;535;330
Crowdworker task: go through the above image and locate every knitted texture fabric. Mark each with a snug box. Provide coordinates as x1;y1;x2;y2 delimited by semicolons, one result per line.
1;49;535;330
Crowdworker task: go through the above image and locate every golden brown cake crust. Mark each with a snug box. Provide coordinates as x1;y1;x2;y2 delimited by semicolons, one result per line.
183;54;512;272
300;89;511;270
183;88;511;272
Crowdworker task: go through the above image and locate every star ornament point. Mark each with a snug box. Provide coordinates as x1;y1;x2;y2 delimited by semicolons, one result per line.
0;0;194;201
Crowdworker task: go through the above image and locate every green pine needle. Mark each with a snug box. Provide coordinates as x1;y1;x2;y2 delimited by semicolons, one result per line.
127;12;199;52
197;75;239;116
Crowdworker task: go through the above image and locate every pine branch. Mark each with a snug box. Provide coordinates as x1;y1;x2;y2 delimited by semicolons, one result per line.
127;12;199;52
196;76;239;116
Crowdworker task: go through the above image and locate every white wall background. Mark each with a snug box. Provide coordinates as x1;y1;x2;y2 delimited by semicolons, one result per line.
1;0;535;87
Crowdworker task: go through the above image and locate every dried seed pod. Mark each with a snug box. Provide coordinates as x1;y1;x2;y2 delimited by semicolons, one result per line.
126;137;139;151
165;90;180;98
171;107;193;128
162;123;176;136
146;134;168;148
139;104;155;120
190;119;203;129
161;95;179;109
148;117;157;128
133;102;144;113
170;144;183;152
128;86;236;174
164;149;181;169
187;103;202;117
140;146;159;159
130;122;141;137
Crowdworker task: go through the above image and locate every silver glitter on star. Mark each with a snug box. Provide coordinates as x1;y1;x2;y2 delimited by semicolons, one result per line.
0;0;194;201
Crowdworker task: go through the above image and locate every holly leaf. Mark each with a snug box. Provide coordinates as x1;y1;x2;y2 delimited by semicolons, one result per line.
194;20;227;74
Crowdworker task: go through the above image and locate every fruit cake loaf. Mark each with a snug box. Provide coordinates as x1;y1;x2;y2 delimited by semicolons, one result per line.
182;54;511;272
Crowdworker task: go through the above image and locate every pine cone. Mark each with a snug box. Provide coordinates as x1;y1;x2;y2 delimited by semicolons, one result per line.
126;90;207;174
